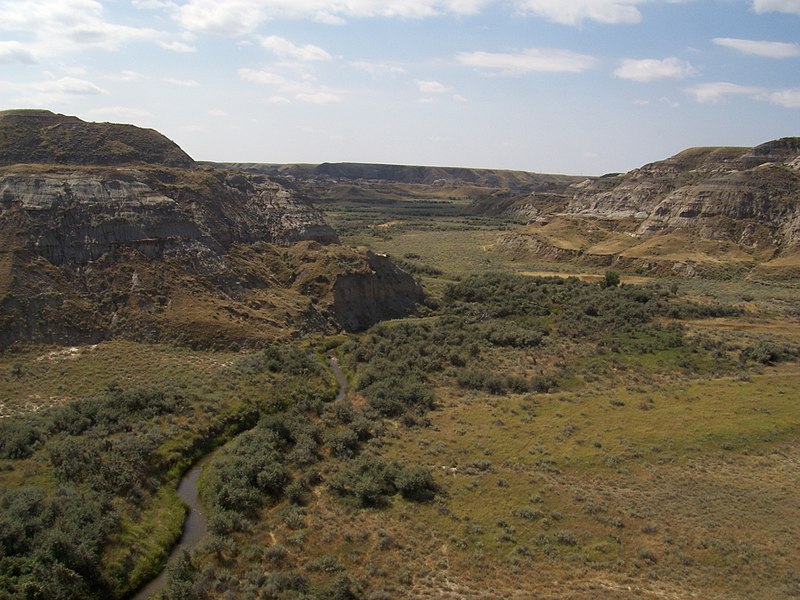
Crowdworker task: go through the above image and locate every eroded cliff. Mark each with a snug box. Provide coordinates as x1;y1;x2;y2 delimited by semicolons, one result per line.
494;138;800;276
0;112;422;348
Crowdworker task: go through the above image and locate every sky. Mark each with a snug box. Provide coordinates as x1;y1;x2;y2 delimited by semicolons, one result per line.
0;0;798;175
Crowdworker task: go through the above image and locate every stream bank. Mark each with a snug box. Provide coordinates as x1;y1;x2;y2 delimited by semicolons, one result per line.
129;354;347;599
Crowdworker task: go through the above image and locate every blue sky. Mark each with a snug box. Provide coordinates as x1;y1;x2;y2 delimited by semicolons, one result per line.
0;0;798;174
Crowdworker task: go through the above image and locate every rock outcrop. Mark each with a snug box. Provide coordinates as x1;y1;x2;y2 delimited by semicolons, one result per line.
0;166;338;265
0;111;422;348
563;141;800;249
493;138;800;275
332;251;423;331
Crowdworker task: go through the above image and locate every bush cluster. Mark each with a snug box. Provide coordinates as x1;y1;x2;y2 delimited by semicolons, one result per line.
329;455;438;507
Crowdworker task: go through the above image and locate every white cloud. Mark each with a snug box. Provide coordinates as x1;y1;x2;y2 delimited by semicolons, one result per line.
38;77;106;94
766;88;800;108
0;0;170;57
239;68;290;87
260;35;331;61
61;65;88;76
239;67;343;104
0;41;37;65
160;40;198;53
457;48;597;75
752;0;800;14
0;76;106;105
684;82;800;108
415;80;452;93
174;0;492;34
351;60;406;76
133;0;175;8
513;0;644;25
107;70;146;82
163;77;200;86
614;57;697;82
684;82;765;103
712;37;800;58
208;108;229;117
296;92;342;104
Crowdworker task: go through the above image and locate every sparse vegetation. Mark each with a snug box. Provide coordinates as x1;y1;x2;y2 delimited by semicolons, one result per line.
2;169;799;600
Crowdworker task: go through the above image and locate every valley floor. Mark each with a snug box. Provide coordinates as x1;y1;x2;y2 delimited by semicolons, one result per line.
1;191;799;599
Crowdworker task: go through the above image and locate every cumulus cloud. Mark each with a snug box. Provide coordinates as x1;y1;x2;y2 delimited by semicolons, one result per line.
239;67;343;104
260;36;331;61
0;41;37;65
457;48;597;75
513;0;644;25
174;0;492;34
712;37;800;58
752;0;800;14
614;57;697;82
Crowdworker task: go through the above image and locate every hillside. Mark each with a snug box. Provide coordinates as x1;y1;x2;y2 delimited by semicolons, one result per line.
492;138;800;277
0;110;194;167
0;112;422;348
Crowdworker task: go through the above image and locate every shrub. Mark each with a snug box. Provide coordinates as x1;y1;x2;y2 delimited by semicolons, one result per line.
555;529;577;546
602;271;621;288
396;466;437;502
0;419;43;459
329;456;400;507
327;428;360;459
741;341;799;365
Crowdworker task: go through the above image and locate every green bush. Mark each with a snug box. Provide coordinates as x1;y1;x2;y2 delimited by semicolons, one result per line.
396;466;438;502
329;456;400;507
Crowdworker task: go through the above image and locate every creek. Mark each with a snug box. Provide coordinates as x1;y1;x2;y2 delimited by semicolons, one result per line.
129;454;211;600
129;355;347;599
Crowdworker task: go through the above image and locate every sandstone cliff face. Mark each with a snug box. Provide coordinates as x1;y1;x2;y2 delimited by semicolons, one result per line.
563;140;800;249
0;111;422;348
0;166;338;265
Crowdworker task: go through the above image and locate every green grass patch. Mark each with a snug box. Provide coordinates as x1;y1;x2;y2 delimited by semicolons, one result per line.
103;485;187;597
